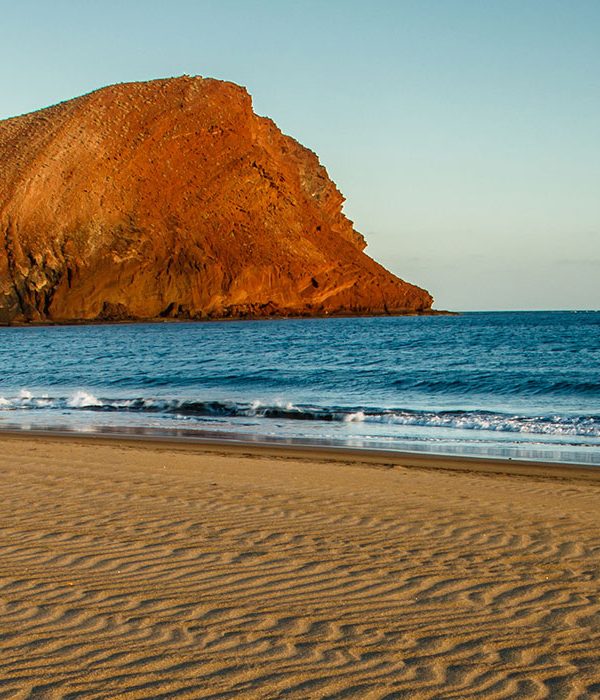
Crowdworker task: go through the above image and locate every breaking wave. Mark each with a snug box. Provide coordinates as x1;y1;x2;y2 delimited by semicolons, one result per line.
1;391;598;438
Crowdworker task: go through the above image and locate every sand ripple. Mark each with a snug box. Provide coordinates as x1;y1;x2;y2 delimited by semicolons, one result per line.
1;437;600;698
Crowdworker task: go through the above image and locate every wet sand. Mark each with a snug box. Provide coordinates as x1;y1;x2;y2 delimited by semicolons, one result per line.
1;432;600;698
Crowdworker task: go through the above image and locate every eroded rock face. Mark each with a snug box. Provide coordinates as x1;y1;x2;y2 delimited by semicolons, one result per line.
0;76;433;323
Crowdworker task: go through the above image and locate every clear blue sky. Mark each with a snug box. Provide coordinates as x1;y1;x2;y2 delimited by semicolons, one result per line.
1;0;598;310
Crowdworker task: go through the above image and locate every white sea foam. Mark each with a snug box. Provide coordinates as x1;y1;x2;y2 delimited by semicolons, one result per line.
34;398;53;407
0;389;598;440
67;391;102;408
357;411;600;437
344;411;366;422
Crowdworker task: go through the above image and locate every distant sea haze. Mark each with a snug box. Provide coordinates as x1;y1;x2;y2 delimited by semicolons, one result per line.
1;311;598;465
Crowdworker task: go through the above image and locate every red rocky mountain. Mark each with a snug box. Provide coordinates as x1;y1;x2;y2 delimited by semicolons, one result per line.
0;76;433;323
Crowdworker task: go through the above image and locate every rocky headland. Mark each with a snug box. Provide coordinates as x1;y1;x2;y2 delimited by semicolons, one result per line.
0;76;433;323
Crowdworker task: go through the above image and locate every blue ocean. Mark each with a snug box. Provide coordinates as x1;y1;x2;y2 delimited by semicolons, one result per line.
0;311;598;465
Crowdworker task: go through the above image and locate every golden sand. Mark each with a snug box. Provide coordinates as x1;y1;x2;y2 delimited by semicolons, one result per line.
1;434;599;698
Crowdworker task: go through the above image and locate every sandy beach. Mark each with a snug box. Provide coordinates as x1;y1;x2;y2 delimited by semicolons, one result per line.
1;433;600;698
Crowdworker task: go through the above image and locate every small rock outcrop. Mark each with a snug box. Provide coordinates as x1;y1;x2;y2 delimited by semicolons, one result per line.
0;76;433;323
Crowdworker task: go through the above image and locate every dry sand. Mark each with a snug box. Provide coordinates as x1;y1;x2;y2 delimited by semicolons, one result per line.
1;433;599;699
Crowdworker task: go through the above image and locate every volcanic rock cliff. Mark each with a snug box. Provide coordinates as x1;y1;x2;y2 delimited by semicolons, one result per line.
0;76;433;323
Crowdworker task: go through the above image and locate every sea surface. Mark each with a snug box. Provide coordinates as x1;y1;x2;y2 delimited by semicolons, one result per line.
0;311;598;465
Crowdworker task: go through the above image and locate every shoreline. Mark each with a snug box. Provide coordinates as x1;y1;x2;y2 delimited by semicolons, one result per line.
0;308;456;328
1;310;596;328
1;426;599;481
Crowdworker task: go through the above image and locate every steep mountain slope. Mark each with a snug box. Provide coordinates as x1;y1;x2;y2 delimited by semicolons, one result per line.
0;76;433;323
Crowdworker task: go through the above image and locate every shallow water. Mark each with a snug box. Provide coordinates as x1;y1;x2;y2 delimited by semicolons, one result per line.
1;311;599;464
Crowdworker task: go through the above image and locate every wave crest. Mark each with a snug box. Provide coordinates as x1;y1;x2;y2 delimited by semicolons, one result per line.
0;391;598;439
